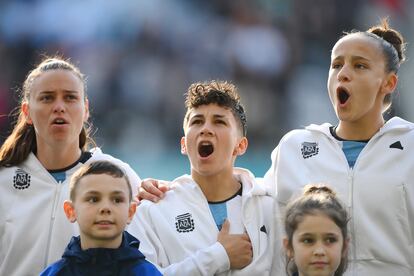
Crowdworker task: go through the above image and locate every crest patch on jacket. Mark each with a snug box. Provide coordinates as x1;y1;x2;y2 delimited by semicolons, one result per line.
175;213;195;233
13;169;31;190
301;142;319;159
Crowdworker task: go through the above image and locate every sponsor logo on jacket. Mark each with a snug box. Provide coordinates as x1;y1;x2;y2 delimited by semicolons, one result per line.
301;142;319;159
175;213;195;233
13;169;31;190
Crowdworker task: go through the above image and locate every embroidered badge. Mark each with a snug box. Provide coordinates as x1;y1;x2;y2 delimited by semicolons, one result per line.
13;169;31;190
175;213;195;233
301;142;319;159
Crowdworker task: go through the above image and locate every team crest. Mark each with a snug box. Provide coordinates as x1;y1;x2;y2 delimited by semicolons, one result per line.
301;142;319;159
13;169;31;190
175;213;195;233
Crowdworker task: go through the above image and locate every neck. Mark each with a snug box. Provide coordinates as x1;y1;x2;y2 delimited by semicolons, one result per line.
336;116;384;140
36;142;82;170
192;169;240;202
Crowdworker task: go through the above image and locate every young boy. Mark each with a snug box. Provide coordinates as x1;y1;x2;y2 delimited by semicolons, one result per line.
40;161;161;276
130;81;281;275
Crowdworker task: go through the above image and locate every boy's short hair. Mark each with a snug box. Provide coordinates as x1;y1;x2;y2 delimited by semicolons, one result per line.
69;161;132;202
183;80;247;136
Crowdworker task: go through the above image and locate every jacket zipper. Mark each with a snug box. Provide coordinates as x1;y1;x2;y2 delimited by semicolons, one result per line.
332;139;356;275
348;168;356;276
340;133;380;276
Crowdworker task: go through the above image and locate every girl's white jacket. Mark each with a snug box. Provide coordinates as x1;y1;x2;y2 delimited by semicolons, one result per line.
129;169;282;276
0;148;141;276
264;117;414;276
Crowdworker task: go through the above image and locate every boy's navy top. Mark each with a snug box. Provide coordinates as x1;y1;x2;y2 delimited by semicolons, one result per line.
40;231;161;276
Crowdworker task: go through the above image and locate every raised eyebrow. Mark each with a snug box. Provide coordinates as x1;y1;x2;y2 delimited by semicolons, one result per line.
189;114;205;120
213;114;232;121
351;56;371;63
331;55;343;62
111;190;128;196
38;90;80;95
298;232;314;237
332;55;371;62
323;232;340;237
64;90;81;94
190;114;229;121
82;190;101;197
38;91;55;95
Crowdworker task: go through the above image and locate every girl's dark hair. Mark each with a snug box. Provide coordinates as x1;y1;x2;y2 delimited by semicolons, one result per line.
0;56;94;167
360;18;406;111
366;18;406;73
284;184;349;276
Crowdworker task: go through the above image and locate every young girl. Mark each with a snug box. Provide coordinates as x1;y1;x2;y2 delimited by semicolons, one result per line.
0;57;142;276
283;185;349;276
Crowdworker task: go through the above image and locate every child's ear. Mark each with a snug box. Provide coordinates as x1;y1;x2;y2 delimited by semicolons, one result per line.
63;200;77;223
180;137;187;155
126;202;137;224
283;237;294;259
21;102;33;125
233;137;248;156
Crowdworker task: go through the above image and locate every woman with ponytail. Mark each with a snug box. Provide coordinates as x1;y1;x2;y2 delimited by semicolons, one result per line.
0;57;142;276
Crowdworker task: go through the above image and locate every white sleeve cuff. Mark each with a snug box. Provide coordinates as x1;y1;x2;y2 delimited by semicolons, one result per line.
210;241;231;273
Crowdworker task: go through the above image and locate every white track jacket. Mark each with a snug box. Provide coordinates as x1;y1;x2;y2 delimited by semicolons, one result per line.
264;117;414;276
130;169;282;275
0;148;141;276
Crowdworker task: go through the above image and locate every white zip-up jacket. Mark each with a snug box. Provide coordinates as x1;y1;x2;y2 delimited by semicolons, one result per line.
130;169;282;276
264;117;414;276
0;148;141;276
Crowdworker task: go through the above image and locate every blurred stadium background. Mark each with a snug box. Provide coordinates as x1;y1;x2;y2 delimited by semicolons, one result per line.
0;0;413;180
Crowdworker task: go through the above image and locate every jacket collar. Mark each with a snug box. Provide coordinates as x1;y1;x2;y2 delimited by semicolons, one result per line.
62;231;145;263
305;116;414;140
173;168;267;197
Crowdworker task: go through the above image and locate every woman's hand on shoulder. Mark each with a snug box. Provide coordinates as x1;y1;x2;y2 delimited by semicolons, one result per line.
137;178;170;203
